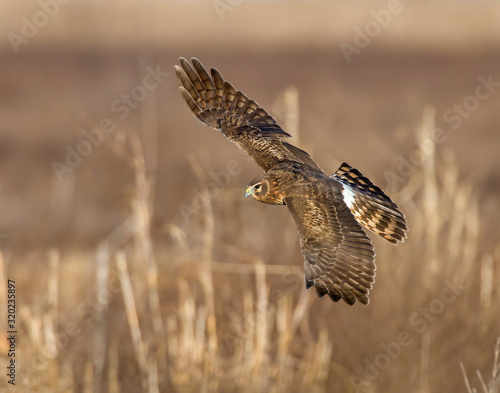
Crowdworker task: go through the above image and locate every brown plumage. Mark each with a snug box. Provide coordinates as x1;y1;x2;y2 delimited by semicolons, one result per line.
332;163;407;244
176;57;407;305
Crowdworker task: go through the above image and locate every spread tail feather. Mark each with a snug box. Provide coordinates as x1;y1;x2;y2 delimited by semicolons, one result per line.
332;162;408;244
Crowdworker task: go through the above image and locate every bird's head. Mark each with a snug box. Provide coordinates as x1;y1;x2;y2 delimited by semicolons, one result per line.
245;177;285;205
245;178;267;201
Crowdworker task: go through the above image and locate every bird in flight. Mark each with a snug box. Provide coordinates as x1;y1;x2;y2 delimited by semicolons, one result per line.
175;58;407;305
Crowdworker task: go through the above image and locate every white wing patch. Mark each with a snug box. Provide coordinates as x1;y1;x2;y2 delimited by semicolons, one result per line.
341;185;357;210
334;167;407;244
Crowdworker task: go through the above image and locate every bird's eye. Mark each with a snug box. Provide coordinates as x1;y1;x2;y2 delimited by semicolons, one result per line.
254;184;261;190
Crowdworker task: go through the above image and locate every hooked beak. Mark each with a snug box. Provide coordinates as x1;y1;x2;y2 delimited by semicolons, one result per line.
245;186;254;199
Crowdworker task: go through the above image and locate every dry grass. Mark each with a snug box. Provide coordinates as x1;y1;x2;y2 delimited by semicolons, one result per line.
1;2;499;392
2;93;499;392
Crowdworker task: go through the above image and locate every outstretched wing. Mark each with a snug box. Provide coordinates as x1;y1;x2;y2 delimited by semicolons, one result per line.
284;177;376;305
175;57;321;172
333;162;408;244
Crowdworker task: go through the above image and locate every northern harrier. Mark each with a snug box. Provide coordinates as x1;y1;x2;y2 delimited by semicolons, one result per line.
175;58;407;305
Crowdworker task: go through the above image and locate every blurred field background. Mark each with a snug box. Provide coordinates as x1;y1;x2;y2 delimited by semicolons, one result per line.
0;0;499;392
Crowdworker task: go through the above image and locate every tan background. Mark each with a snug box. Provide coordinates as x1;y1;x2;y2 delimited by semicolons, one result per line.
0;1;499;392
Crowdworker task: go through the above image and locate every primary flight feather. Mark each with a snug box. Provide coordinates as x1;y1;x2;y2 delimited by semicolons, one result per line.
175;57;407;305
